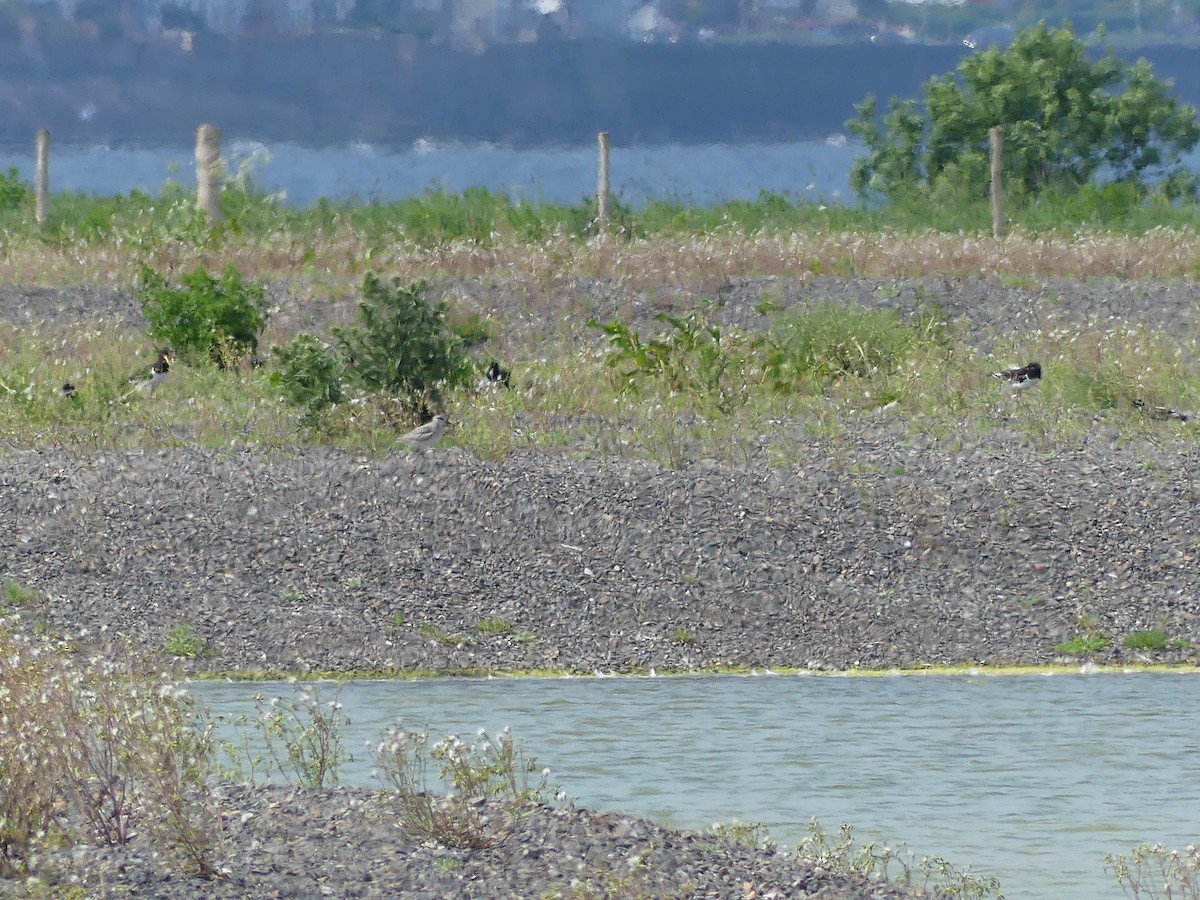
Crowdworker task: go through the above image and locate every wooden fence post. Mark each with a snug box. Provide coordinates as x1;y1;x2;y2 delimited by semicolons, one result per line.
35;128;49;228
597;130;610;231
195;123;223;223
989;126;1004;239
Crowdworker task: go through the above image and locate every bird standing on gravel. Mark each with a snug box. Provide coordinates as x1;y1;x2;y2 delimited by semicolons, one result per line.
992;361;1042;391
128;349;171;395
399;414;450;451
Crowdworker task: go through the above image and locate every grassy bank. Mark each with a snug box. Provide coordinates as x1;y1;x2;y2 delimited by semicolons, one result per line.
2;275;1198;466
0;175;1198;468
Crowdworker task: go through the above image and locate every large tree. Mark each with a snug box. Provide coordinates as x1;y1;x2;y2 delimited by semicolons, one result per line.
848;22;1200;203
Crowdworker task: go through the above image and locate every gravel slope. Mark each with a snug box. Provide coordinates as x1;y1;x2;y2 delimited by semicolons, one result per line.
2;424;1199;675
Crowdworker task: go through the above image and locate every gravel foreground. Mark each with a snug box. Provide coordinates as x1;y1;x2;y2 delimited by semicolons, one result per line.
4;275;1200;899
3;430;1199;675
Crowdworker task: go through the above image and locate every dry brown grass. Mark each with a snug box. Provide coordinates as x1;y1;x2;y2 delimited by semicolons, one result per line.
4;225;1199;296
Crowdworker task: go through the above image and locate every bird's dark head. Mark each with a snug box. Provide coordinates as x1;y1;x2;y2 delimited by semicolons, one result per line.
1025;362;1042;379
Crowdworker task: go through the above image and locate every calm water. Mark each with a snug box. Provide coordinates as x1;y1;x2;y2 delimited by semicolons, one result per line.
195;672;1200;900
0;139;858;206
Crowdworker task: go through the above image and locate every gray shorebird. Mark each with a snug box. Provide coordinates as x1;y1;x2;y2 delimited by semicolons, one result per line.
399;414;450;451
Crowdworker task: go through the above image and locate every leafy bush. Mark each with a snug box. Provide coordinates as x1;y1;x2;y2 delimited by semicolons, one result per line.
0;167;30;211
271;333;348;426
220;682;348;788
589;305;744;411
138;265;269;365
332;274;475;414
798;819;1002;899
1107;842;1200;899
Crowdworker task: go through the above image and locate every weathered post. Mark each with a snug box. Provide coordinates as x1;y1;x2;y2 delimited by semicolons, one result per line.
195;123;223;223
989;126;1004;239
597;130;610;231
35;128;49;228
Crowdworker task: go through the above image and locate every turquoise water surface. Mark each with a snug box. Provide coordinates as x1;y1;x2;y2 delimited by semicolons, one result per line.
196;671;1200;900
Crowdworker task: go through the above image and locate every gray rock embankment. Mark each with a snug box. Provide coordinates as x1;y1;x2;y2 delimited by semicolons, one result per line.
3;422;1199;675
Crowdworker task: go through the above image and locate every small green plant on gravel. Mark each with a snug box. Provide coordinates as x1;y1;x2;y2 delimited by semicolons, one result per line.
755;302;946;388
709;819;776;852
672;627;694;645
371;723;554;849
1123;630;1170;652
1106;841;1200;899
474;616;512;635
1055;633;1112;657
220;680;349;788
797;819;1002;900
419;623;475;646
137;264;269;366
163;624;207;659
3;579;36;606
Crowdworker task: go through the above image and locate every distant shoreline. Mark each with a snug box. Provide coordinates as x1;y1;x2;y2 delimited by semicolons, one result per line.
2;36;1197;152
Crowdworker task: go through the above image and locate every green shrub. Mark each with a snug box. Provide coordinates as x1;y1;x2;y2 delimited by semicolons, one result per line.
0;167;30;211
220;682;348;788
138;265;269;365
0;630;220;879
590;305;745;411
333;274;475;414
1107;842;1200;898
271;333;348;425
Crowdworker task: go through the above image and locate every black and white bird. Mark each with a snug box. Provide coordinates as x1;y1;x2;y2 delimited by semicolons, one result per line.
992;361;1042;391
61;382;78;400
129;349;171;395
399;413;450;451
476;360;511;392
